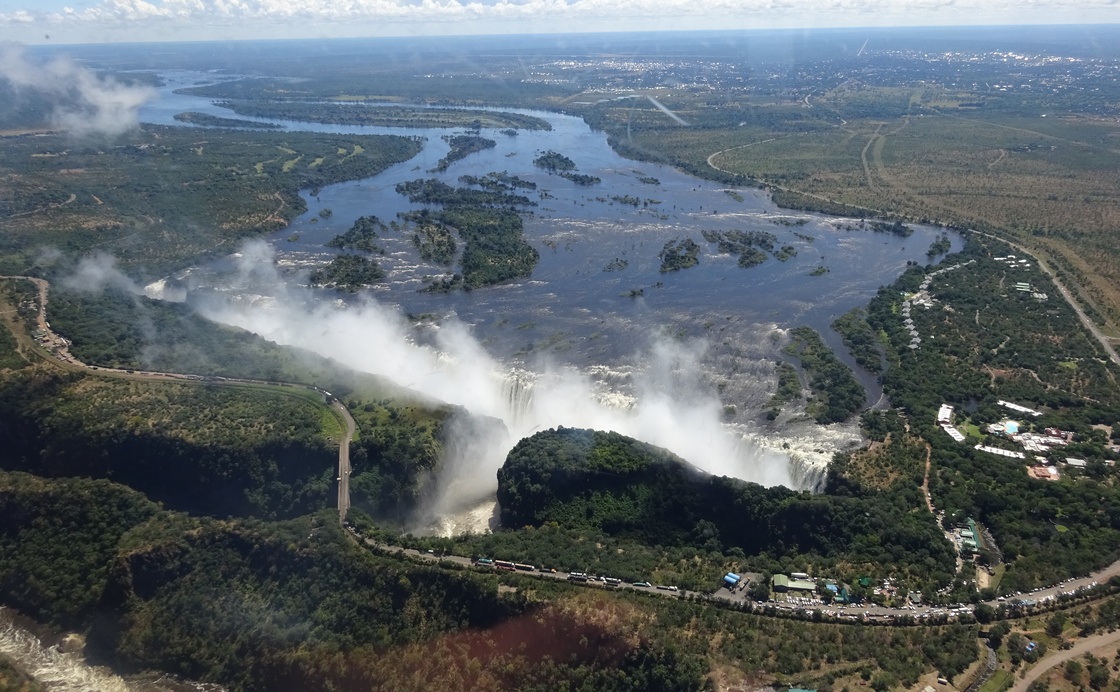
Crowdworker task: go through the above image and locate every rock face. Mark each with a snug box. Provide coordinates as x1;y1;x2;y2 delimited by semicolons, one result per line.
58;632;85;654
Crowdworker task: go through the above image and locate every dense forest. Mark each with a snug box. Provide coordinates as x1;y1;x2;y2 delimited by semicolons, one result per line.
497;428;956;587
783;327;866;424
18;282;466;522
0;366;337;519
863;238;1120;588
432;134;496;172
0;468;979;691
0;471;714;692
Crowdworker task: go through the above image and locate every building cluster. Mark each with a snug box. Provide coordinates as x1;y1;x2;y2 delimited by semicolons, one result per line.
769;572;852;603
938;398;1083;482
937;404;967;442
954;518;981;556
903;260;975;350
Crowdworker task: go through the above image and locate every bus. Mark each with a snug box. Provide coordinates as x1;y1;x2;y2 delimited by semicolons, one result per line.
514;563;536;572
494;560;516;571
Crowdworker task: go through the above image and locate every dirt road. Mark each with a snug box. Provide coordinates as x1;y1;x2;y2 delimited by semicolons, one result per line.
1009;628;1120;692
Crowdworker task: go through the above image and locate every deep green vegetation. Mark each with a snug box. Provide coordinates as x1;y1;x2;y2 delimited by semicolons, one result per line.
497;427;956;587
394;176;539;289
432;134;496;172
927;233;953;258
783;327;866;423
870;220;915;238
46;285;365;388
0;126;422;277
0;473;159;629
310;254;386;291
344;398;453;521
459;171;536;191
395;178;535;208
172;112;285;129
831;308;884;375
326;215;387;254
701;229;782;268
409;219;457;265
211;100;550;130
35;284;466;521
559;172;600;185
0;367;337;519
766;361;803;419
774;245;798;261
0;471;710;692
658;238;700;272
532;150;576;172
865;238;1120;589
441;207;539;289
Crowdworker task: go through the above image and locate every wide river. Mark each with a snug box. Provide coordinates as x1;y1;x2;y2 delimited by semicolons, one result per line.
139;71;962;523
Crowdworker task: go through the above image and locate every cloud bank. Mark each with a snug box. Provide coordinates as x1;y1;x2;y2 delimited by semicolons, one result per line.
0;44;155;136
2;0;1115;42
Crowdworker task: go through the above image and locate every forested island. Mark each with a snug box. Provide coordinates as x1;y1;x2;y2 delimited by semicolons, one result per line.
6;30;1120;692
172;111;285;129
432;134;496;172
211;100;551;130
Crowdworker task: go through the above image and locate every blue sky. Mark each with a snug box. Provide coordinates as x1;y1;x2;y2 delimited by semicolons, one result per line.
1;0;1117;45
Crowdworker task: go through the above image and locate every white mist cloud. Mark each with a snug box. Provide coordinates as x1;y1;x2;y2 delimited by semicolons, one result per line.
0;43;155;137
196;240;802;528
63;253;143;294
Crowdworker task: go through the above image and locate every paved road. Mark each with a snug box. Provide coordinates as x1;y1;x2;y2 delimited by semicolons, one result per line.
5;274;1120;629
1009;628;1120;692
334;400;356;524
0;274;357;524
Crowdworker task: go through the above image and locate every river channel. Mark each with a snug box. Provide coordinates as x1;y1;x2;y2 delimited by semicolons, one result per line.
140;71;962;514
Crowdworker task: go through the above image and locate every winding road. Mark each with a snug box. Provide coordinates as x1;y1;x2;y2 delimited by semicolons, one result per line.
6;274;1120;637
0;274;356;524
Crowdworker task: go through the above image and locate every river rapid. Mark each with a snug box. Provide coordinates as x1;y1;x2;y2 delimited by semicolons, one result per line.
139;71;962;531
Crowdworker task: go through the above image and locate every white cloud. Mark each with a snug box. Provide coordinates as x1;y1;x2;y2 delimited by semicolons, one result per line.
0;44;156;137
2;0;1116;40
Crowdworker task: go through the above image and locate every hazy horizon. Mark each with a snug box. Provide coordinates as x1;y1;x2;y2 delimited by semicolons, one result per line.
0;0;1117;47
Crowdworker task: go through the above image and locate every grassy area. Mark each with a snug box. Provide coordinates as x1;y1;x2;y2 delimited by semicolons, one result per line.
989;564;1007;593
979;668;1014;692
613;104;1120;335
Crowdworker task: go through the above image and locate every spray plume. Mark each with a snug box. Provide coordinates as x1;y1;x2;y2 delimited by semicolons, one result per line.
0;43;155;137
190;241;804;527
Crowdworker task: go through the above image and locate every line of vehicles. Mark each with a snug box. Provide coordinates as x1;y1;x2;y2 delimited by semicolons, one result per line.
475;559;678;591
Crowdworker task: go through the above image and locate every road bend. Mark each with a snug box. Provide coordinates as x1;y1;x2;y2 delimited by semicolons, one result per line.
0;274;359;524
11;275;1120;630
1009;628;1120;692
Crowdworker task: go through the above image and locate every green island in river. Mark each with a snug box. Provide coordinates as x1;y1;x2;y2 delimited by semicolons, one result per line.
3;26;1120;692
